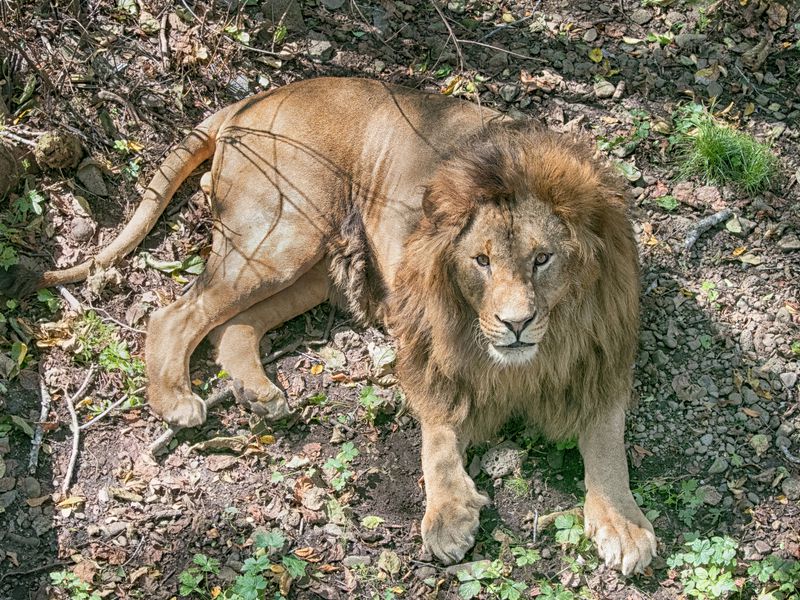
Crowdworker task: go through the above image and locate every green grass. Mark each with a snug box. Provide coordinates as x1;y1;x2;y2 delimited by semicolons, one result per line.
673;104;779;194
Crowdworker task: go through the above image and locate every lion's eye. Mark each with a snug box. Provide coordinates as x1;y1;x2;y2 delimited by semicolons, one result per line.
475;254;490;267
533;252;551;267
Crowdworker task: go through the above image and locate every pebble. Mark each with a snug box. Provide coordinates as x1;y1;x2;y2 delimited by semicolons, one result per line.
699;485;722;506
18;477;41;498
700;433;713;446
780;372;797;389
750;434;769;456
500;84;520;102
583;28;598;42
416;566;437;579
71;218;95;242
481;441;525;479
777;235;800;251
321;0;345;8
593;80;616;99
754;540;772;554
342;555;372;567
630;8;652;24
306;37;334;61
781;477;800;501
708;456;728;475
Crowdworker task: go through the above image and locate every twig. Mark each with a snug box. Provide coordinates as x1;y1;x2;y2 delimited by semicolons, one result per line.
531;506;539;544
0;561;69;584
56;285;83;313
159;11;170;71
88;304;146;334
481;0;541;41
79;387;144;430
0;128;37;148
684;208;732;252
780;444;800;464
61;366;97;496
456;39;544;62
147;387;234;456
432;0;465;71
28;368;54;474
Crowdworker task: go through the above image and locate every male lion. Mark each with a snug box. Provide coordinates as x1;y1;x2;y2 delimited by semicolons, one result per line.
20;78;656;574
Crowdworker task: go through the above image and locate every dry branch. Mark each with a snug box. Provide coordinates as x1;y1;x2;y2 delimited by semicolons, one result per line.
684;208;732;252
61;366;97;495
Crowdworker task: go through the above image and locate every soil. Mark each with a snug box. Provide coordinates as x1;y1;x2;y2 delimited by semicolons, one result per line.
0;0;798;599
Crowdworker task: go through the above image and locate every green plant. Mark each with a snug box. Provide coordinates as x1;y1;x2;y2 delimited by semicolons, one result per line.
554;513;590;552
50;570;102;600
323;441;359;491
656;195;679;211
747;555;800;599
666;535;740;599
359;386;383;425
674;479;704;527
536;582;585;599
672;104;778;194
456;560;528;599
511;546;540;567
791;341;800;356
179;554;221;597
505;476;529;497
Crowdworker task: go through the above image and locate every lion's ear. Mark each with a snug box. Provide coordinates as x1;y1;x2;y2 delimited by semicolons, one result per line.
421;179;474;232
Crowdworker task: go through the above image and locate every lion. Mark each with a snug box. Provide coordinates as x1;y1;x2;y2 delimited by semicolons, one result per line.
14;77;656;574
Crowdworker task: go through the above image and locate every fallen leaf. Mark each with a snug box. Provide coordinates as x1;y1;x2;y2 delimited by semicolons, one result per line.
190;435;250;453
310;364;324;375
56;496;86;508
732;246;747;256
588;48;603;63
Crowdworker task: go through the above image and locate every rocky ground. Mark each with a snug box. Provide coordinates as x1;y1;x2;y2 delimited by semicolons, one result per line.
0;0;798;598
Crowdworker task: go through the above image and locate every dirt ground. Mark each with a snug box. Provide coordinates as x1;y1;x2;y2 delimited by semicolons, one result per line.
0;0;798;598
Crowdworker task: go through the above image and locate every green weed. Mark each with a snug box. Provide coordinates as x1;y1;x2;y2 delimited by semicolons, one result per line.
323;441;359;491
747;555;800;599
49;570;102;600
672;104;778;194
666;535;740;599
456;559;528;600
359;386;383;425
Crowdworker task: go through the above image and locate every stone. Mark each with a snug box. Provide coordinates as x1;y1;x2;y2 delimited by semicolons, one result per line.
780;372;797;389
481;441;525;479
630;8;652;24
754;540;772;554
698;484;722;506
583;28;597;42
226;75;250;99
34;131;82;169
76;158;109;197
708;456;728;475
0;477;14;492
306;37;334;61
342;555;372;567
18;476;40;498
321;0;345;8
778;235;800;252
499;84;520;103
781;477;800;501
71;217;95;242
593;80;616;99
700;433;714;447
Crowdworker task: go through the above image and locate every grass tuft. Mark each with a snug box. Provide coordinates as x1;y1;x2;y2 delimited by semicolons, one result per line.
673;104;779;194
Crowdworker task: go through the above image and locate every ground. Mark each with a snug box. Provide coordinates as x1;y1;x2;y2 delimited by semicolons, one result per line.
0;0;799;598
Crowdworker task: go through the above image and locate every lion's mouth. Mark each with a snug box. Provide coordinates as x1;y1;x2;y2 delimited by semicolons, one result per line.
495;341;536;350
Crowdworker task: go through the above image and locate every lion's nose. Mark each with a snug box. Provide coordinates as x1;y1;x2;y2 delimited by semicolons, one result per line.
496;313;536;338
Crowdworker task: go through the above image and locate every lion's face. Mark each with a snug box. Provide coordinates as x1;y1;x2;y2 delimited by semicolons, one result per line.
452;199;572;366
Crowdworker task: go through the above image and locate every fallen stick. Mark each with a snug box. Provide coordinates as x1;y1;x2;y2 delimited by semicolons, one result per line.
79;387;144;431
61;366;97;496
56;284;83;313
28;367;54;474
684;208;732;252
147;387;234;456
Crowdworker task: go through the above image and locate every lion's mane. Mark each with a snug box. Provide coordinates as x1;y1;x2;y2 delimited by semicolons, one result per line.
388;121;640;442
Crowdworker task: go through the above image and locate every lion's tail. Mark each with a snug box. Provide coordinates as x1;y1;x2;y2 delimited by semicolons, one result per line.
29;107;231;292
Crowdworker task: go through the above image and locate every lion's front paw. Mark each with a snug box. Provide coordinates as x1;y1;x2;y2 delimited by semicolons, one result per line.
155;392;207;428
422;493;489;564
584;492;657;576
232;379;292;421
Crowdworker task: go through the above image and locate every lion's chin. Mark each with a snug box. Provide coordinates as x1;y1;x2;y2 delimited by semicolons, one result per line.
488;343;539;366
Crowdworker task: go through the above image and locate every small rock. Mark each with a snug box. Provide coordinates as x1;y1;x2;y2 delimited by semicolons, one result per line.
700;433;714;446
630;8;652;24
321;0;345;8
708;456;728;475
0;477;14;492
416;566;437;579
698;484;722;506
71;217;95;242
583;28;597;42
0;438;9;454
499;84;520;103
674;33;707;48
777;235;800;252
447;0;466;14
306;37;334;61
342;555;372;567
707;81;723;99
0;490;17;509
76;158;109;197
593;80;616;99
781;477;800;501
754;540;772;554
481;441;525;479
18;476;41;498
780;372;797;389
226;75;250;99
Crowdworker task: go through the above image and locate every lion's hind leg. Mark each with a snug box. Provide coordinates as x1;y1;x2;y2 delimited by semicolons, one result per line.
208;262;329;420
